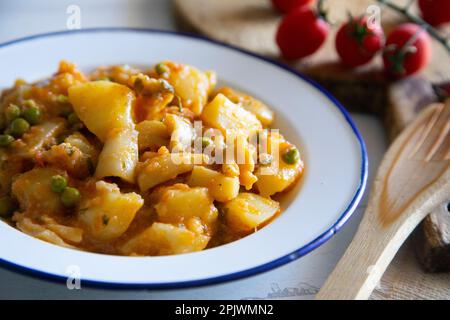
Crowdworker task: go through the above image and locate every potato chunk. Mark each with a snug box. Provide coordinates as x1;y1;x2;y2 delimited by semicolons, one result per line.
217;87;274;126
154;184;218;227
255;161;303;197
136;120;169;151
255;135;304;197
69;82;140;183
159;61;215;115
187;166;239;202
68;81;135;141
78;181;144;241
120;222;209;256
12;167;64;214
137;153;208;192
201;94;262;136
223;193;280;233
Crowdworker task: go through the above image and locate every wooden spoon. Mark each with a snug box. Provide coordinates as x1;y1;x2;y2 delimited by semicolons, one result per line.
316;100;450;300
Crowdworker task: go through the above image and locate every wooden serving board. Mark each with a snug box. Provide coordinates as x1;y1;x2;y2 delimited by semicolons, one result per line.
174;0;449;113
173;0;450;298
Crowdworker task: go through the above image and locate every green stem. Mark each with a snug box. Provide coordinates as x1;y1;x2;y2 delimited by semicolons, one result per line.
316;0;450;53
376;0;450;53
317;0;327;21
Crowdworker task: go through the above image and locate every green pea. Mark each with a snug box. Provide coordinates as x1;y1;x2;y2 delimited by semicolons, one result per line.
50;175;67;193
5;104;21;123
0;196;15;217
23;99;37;108
0;134;14;147
155;63;169;75
10;118;30;137
56;94;69;104
282;147;300;165
60;187;81;208
22;106;41;125
67;112;80;126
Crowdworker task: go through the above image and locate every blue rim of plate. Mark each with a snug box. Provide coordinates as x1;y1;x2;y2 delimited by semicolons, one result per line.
0;28;368;290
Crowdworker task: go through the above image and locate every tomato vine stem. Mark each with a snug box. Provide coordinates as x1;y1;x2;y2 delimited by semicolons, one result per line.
376;0;449;53
317;0;328;22
316;0;450;53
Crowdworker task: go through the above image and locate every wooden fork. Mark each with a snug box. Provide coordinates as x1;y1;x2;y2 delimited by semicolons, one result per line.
316;100;450;300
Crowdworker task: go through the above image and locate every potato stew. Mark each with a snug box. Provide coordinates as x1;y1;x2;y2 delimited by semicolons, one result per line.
0;61;304;256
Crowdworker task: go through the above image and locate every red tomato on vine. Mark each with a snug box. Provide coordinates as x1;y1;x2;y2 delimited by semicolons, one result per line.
276;7;329;60
383;23;432;78
335;16;384;67
271;0;313;14
418;0;450;26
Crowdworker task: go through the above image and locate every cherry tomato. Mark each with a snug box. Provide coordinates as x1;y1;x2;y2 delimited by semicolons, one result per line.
335;16;384;67
271;0;313;14
382;23;431;78
276;7;329;60
418;0;450;26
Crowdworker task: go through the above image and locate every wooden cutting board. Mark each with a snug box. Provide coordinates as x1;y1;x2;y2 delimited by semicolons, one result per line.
173;0;450;298
174;0;449;113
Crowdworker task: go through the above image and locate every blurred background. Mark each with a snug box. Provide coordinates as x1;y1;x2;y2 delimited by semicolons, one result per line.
0;0;174;43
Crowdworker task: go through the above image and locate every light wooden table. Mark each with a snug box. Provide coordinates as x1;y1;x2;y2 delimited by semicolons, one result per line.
372;237;450;300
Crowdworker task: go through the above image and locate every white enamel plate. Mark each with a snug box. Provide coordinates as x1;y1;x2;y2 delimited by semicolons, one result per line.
0;29;367;288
